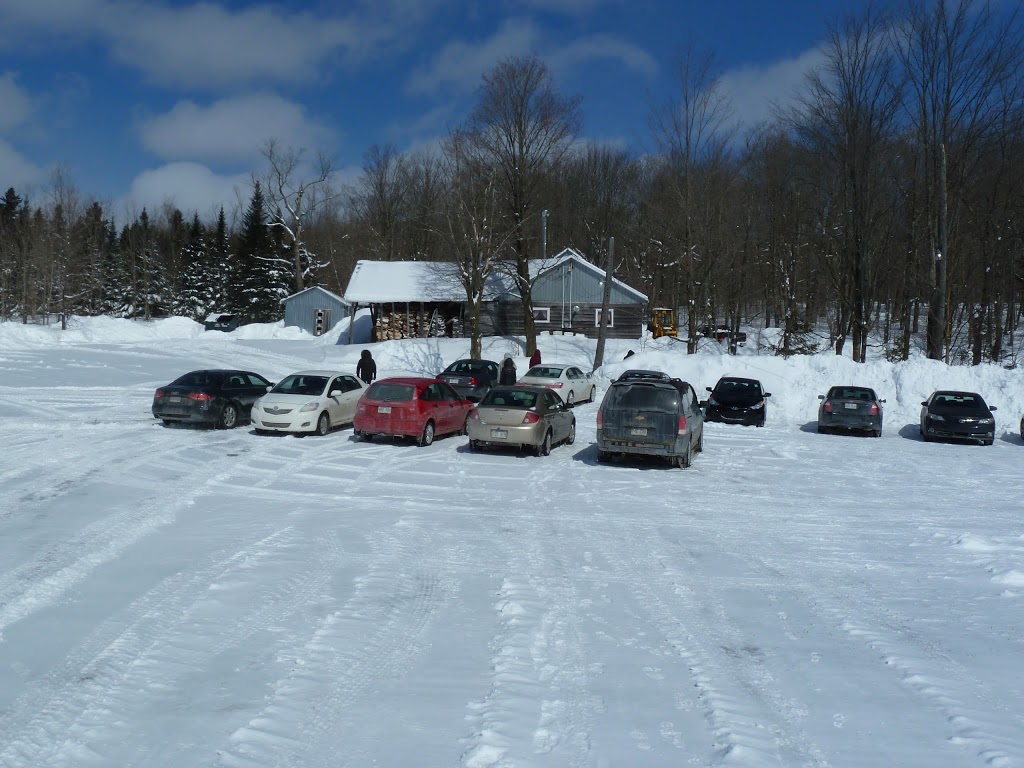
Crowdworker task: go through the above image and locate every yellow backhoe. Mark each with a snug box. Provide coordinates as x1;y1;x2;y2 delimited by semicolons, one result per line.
648;307;678;339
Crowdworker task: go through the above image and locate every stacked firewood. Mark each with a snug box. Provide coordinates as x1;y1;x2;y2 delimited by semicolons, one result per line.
375;312;420;340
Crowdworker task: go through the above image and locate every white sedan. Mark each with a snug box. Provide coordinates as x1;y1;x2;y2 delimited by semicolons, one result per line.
251;370;366;436
517;364;596;406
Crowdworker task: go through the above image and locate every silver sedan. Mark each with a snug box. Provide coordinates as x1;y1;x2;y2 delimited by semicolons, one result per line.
467;386;576;456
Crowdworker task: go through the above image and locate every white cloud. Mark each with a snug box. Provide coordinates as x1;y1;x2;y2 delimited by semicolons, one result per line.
138;94;333;163
0;73;33;133
0;1;379;89
0;139;46;190
407;18;540;95
119;162;250;220
548;35;658;78
718;46;828;128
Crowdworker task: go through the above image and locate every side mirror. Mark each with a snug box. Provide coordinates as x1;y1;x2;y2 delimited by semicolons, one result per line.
764;393;772;398
330;389;342;397
699;400;708;408
921;401;928;406
706;386;712;393
880;399;886;404
817;394;825;400
990;406;998;411
266;385;273;392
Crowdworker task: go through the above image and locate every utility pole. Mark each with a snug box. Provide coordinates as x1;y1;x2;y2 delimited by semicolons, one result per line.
593;236;614;372
541;209;549;262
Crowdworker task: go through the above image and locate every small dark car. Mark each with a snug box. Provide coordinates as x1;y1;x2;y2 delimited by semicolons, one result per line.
204;313;241;332
817;386;884;436
920;390;997;445
437;358;500;402
153;369;272;429
596;378;704;468
703;376;771;427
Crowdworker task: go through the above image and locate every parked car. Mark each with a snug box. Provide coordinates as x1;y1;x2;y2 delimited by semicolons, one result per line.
703;376;771;427
596;377;704;468
517;364;596;406
817;386;884;436
203;313;241;332
437;358;500;402
616;369;671;383
354;377;474;446
251;370;365;436
920;390;997;445
467;386;575;456
152;369;272;429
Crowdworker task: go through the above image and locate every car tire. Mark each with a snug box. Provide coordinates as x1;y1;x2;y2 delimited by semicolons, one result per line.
983;438;994;446
597;449;610;463
218;403;238;429
161;419;172;426
873;429;882;438
588;386;596;403
678;443;692;469
817;424;826;434
695;428;704;453
468;439;480;452
566;391;575;407
315;412;331;436
460;416;469;436
418;420;435;447
536;430;552;457
566;419;576;445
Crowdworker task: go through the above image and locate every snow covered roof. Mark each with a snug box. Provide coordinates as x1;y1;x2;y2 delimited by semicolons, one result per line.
280;285;349;306
343;261;516;304
534;247;648;303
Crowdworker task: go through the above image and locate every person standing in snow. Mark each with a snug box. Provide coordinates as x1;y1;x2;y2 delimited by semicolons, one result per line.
356;349;377;384
499;353;517;385
529;348;542;368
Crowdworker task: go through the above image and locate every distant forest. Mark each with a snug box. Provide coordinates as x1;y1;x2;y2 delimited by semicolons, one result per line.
2;1;1023;365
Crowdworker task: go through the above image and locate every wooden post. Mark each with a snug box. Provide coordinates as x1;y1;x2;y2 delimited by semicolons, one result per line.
593;237;614;372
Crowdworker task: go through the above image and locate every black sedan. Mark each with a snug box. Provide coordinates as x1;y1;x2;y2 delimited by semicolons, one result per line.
703;376;771;427
817;386;884;436
153;369;273;428
919;390;997;445
437;358;499;402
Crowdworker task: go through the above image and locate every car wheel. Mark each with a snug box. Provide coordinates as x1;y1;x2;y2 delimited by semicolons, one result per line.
566;419;576;445
536;430;552;457
817;424;826;434
873;429;882;438
161;419;172;426
983;438;994;446
597;449;610;463
218;403;238;429
678;443;692;469
468;439;479;452
566;391;575;407
460;416;469;436
757;416;765;428
695;428;704;452
315;412;331;436
418;420;435;447
588;386;596;403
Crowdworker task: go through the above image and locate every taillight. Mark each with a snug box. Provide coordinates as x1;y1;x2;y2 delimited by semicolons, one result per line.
469;409;480;420
187;392;212;402
596;410;604;428
823;400;833;413
468;377;479;386
869;403;880;415
547;382;563;388
522;411;541;425
677;415;688;435
155;389;165;398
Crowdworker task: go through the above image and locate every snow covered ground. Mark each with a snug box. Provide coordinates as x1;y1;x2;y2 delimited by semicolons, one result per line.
1;316;1023;768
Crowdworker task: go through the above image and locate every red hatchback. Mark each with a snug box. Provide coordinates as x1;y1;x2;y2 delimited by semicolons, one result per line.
354;377;474;446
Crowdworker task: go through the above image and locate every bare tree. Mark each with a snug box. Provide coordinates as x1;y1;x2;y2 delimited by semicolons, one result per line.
893;0;1023;360
261;139;338;294
466;55;582;355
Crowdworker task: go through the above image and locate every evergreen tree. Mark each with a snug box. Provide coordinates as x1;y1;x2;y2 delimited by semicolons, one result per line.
236;182;287;322
175;214;215;320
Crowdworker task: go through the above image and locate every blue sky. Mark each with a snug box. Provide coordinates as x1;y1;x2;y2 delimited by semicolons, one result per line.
0;0;855;221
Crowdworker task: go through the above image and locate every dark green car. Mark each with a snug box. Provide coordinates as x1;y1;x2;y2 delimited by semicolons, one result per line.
817;386;884;437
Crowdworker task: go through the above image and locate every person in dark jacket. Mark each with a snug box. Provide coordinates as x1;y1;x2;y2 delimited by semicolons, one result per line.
529;348;542;368
499;354;517;385
356;349;377;384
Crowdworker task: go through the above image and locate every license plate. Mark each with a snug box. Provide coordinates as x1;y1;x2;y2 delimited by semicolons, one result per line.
630;427;647;436
378;405;391;414
490;429;508;439
844;403;858;410
169;396;181;403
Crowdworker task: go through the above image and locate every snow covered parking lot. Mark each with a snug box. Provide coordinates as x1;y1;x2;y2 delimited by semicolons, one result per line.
1;318;1023;768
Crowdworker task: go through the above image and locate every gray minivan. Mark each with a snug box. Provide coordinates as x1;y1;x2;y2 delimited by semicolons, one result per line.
596;377;704;468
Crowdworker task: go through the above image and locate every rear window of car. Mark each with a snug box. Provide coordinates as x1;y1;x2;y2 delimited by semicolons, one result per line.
829;387;875;400
482;390;538;409
716;379;759;394
609;384;680;411
526;366;563;379
365;383;416;401
445;361;486;374
172;371;224;387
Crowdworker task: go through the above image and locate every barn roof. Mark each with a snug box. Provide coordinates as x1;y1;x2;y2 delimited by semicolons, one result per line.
343;261;516;304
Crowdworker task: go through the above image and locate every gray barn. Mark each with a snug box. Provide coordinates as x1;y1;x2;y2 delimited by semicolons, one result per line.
282;286;351;337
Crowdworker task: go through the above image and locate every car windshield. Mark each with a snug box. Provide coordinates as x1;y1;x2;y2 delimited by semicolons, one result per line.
481;389;538;409
271;375;328;396
525;366;563;379
934;393;983;407
172;371;224;387
829;387;875;401
610;384;680;411
716;379;759;395
365;383;416;402
445;361;486;375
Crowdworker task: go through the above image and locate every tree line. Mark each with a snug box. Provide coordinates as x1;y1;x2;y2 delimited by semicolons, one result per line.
2;0;1022;365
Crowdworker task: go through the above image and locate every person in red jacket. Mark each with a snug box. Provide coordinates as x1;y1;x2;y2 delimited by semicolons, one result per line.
529;348;541;368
